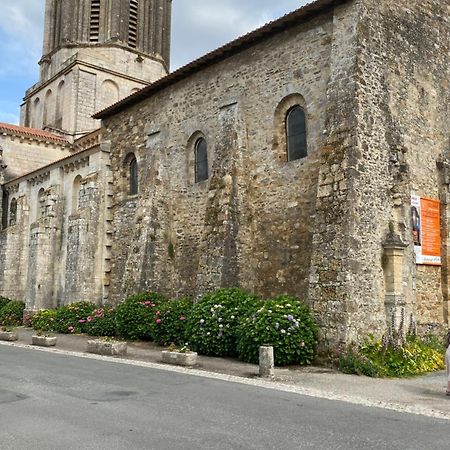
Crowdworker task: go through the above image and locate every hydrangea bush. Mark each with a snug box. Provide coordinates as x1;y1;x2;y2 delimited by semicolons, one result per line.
54;301;97;334
237;295;318;366
0;300;25;326
31;309;58;332
186;288;260;357
115;292;167;340
151;297;193;346
0;297;12;313
85;306;117;337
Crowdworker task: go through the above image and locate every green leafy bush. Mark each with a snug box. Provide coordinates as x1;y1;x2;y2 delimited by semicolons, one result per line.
186;288;260;357
0;300;25;326
85;307;117;337
54;301;97;334
0;297;12;312
151;297;193;346
237;295;318;366
338;335;445;378
31;309;58;332
115;292;167;340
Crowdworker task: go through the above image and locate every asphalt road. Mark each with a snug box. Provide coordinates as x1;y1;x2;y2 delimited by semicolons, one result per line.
0;345;449;450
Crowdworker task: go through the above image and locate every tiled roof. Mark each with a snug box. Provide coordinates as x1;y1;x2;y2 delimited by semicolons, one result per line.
0;122;69;144
94;0;349;120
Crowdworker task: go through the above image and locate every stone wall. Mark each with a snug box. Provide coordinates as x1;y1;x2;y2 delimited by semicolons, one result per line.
309;0;450;349
0;134;70;182
0;138;109;311
104;11;336;304
103;0;449;347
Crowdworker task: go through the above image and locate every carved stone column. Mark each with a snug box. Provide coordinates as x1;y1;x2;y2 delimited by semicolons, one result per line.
383;231;407;326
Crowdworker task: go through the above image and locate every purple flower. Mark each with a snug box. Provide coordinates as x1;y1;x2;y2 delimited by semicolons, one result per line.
287;315;294;322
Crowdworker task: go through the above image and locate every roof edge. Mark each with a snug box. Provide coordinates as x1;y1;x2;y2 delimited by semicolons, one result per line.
94;0;350;120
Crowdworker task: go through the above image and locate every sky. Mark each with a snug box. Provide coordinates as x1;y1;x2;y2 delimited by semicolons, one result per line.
0;0;307;124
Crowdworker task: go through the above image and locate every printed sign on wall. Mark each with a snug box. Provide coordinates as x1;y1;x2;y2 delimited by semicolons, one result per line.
411;194;441;266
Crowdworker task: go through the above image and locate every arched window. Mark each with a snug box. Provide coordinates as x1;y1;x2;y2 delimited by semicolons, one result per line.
129;157;138;195
195;138;208;183
9;198;17;227
286;106;307;161
1;190;9;230
55;80;65;129
72;175;82;213
43;89;54;128
38;188;46;218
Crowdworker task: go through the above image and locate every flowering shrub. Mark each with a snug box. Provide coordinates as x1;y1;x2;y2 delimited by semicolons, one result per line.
186;288;260;357
54;301;97;334
31;309;58;332
0;300;25;326
115;292;167;340
151;297;193;346
237;295;318;366
85;307;117;337
0;297;12;313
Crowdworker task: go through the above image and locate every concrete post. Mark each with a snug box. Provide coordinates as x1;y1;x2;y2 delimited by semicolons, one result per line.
259;345;274;378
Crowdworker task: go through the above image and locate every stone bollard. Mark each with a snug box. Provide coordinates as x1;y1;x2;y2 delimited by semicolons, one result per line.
259;345;274;378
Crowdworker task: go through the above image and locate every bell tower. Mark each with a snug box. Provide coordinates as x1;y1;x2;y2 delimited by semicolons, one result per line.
21;0;172;141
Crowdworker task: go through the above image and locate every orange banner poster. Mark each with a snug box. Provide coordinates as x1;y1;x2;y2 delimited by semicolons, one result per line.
411;195;441;266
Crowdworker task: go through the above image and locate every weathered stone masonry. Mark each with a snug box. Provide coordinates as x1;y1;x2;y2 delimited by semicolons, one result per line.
1;0;449;351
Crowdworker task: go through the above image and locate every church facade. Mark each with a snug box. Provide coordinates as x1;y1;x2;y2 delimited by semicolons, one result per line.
0;0;449;349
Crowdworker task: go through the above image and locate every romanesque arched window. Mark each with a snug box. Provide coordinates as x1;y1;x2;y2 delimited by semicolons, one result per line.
1;190;9;230
129;157;138;195
38;188;46;218
286;106;307;161
9;198;17;227
72;175;82;213
195;138;208;183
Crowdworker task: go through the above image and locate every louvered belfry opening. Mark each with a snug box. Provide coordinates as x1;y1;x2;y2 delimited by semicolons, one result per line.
129;0;139;48
90;0;101;42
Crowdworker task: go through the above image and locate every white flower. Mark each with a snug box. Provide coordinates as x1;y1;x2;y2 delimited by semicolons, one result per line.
281;329;286;334
207;332;211;336
230;315;235;319
268;310;272;313
199;319;205;324
214;304;218;308
283;315;288;319
219;324;223;328
275;322;280;329
286;304;292;307
218;317;223;322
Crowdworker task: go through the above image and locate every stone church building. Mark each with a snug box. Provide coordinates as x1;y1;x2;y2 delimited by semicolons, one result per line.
0;0;448;348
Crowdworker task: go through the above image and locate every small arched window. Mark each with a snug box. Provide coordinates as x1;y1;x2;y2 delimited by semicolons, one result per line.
72;175;82;213
38;188;46;218
9;198;17;226
130;157;138;195
286;106;307;161
195;138;208;183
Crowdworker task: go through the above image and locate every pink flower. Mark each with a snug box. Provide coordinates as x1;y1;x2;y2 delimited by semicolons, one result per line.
179;316;186;321
78;319;86;324
87;316;92;322
156;318;162;324
156;311;160;316
68;326;74;333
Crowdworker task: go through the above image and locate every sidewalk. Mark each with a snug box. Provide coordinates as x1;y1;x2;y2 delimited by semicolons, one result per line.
4;327;450;421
